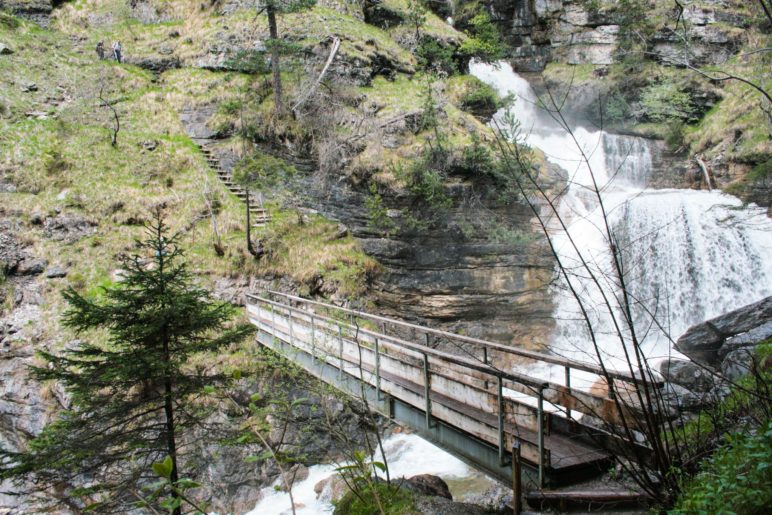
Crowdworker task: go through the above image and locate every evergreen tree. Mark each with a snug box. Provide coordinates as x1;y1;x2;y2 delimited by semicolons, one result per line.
0;212;254;513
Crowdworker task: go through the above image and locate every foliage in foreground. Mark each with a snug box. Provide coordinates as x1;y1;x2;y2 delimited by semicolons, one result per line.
0;213;254;513
672;421;772;514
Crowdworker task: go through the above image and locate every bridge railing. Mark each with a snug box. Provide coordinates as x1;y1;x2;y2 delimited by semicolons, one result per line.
246;291;658;485
250;291;658;388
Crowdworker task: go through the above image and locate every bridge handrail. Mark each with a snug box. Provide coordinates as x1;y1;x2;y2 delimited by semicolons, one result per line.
247;291;658;387
251;294;550;391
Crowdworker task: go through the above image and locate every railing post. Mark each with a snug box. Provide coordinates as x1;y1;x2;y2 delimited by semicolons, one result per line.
565;366;571;420
424;332;430;347
423;352;432;429
338;324;344;380
375;337;382;401
310;316;316;361
270;302;276;345
512;441;522;515
287;304;295;347
483;347;489;390
497;375;505;466
537;384;546;487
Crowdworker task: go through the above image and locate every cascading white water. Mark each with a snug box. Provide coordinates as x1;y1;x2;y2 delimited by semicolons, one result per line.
246;433;497;514
470;60;772;384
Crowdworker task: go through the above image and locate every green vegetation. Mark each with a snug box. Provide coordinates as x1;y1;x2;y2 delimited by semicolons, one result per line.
0;217;254;513
673;422;772;514
334;482;416;515
638;79;698;123
458;12;505;63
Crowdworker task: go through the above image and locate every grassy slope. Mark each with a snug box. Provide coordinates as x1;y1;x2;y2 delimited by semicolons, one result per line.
0;10;378;349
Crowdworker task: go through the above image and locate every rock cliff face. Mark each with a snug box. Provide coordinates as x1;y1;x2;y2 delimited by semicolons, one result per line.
462;0;753;71
0;0;53;26
293;175;556;347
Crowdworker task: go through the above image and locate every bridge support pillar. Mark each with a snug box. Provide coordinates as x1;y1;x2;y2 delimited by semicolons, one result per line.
422;353;433;429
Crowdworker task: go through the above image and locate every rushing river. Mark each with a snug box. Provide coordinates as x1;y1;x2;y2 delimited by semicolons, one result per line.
250;62;772;514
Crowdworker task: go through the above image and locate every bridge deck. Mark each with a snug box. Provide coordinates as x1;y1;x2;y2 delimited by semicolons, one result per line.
246;291;652;487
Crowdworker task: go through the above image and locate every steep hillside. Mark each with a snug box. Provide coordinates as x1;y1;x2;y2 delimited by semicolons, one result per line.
0;1;553;511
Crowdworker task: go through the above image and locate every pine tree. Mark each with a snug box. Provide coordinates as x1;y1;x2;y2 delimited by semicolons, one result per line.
0;212;254;513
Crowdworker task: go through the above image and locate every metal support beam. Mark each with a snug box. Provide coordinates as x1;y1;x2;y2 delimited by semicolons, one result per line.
375;337;382;401
537;384;546;487
497;375;506;466
338;324;344;380
565;366;571;420
423;352;432;429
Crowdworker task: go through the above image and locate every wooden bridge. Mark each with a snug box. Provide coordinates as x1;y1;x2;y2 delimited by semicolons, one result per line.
246;291;654;488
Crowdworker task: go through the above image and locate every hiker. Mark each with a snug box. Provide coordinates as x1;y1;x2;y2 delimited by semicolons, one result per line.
112;41;122;63
96;41;105;60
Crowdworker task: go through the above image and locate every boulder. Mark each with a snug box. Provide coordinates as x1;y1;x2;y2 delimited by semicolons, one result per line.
661;382;711;411
44;265;68;279
402;474;452;500
43;214;96;243
720;348;755;382
16;258;46;276
658;358;715;393
675;296;772;366
718;321;772;360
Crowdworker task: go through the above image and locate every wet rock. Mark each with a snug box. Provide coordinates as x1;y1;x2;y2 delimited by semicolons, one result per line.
313;474;350;503
718;321;772;360
413;495;491;515
721;348;755;382
402;474;452;500
676;296;772;366
0;43;12;55
658;358;715;393
45;265;68;279
661;382;711;411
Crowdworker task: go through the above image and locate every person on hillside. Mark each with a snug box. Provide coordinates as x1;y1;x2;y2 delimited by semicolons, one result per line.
96;41;105;60
112;41;122;63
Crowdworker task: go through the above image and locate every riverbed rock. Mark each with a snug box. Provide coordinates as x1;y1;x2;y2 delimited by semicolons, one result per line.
675;296;772;366
658;358;715;393
720;348;755;382
402;474;452;500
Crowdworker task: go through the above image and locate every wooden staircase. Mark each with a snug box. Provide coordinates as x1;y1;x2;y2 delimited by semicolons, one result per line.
199;145;271;228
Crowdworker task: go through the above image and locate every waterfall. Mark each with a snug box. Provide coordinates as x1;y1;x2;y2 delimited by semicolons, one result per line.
470;60;772;384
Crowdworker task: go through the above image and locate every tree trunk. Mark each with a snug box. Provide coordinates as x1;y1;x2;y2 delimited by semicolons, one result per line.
267;5;283;113
162;328;181;515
